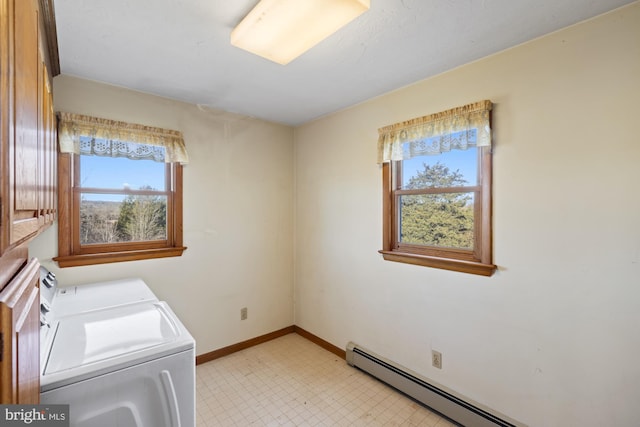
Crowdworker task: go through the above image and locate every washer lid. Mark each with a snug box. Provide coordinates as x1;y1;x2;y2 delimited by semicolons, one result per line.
45;301;180;375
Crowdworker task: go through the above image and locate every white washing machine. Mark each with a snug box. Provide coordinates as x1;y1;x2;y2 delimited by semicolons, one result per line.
39;269;195;427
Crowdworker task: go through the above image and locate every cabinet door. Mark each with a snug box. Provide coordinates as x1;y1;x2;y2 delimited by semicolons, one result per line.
0;258;40;404
39;63;57;227
0;0;13;256
1;0;57;255
11;0;41;245
41;67;58;226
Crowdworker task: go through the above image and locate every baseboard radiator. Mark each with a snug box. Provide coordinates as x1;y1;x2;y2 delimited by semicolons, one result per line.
346;342;523;427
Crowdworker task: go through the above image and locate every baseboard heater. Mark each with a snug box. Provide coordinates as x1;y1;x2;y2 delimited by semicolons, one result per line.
346;342;524;427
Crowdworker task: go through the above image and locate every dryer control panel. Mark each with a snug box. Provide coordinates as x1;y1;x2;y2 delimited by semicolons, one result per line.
40;267;58;326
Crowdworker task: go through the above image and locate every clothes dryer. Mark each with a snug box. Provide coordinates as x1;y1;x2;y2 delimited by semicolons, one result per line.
39;268;195;427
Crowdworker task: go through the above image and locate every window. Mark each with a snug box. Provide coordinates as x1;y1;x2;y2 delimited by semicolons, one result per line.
54;113;188;267
378;101;495;276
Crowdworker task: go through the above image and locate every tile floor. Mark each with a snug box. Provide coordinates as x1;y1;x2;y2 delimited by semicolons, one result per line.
196;333;457;426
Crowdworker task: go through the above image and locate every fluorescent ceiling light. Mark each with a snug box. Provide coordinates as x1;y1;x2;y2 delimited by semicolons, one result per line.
231;0;370;65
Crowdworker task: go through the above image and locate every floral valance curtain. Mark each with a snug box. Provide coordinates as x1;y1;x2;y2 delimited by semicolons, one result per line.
377;100;492;164
58;112;189;164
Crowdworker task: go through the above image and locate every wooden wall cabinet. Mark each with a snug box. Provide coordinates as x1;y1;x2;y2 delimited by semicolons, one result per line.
0;0;59;405
1;0;57;259
0;258;40;404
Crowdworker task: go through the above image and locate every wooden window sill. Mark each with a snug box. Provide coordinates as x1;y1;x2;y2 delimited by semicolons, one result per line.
379;250;496;276
54;246;187;268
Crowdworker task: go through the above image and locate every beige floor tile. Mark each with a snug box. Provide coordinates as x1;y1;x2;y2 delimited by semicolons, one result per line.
196;333;452;426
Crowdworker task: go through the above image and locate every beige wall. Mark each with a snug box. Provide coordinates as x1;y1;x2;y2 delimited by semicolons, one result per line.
294;3;640;426
30;75;295;355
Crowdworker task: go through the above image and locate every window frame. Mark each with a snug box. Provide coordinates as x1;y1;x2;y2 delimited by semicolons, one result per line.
379;145;495;276
54;152;186;267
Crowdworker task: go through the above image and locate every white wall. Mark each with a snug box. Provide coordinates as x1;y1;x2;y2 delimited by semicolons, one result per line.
30;75;295;355
294;4;640;427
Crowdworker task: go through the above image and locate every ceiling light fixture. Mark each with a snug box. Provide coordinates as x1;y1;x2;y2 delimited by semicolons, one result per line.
231;0;370;65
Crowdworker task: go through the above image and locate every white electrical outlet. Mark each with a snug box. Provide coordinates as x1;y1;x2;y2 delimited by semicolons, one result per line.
241;307;248;320
432;350;442;369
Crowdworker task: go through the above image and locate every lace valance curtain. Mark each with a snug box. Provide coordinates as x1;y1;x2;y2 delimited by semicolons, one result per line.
58;112;189;164
377;100;492;164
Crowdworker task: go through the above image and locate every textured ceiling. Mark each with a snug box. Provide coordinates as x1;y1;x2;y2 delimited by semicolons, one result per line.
53;0;633;126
